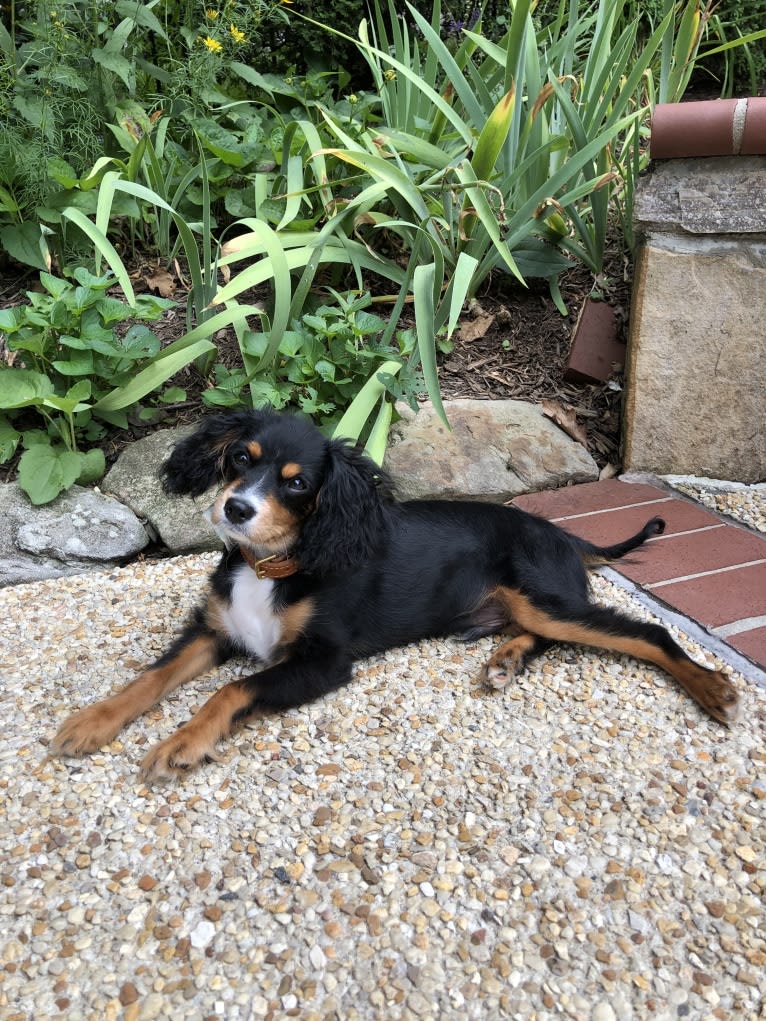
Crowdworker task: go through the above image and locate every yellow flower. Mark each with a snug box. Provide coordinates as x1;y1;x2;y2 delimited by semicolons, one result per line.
201;34;223;52
205;8;219;18
229;23;246;43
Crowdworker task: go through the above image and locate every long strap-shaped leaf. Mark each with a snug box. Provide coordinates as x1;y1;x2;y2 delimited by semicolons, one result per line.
293;11;475;148
333;359;402;444
60;207;136;306
413;262;448;428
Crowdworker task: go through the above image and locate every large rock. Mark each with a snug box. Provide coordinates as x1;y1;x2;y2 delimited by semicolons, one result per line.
384;399;599;500
103;427;221;553
0;482;149;586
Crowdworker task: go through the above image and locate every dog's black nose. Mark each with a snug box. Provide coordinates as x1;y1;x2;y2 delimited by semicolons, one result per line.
224;497;255;524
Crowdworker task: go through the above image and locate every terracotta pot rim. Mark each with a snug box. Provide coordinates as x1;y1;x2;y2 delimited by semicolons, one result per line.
650;97;766;159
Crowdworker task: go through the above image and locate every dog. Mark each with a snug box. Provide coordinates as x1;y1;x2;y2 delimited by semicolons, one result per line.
50;410;739;780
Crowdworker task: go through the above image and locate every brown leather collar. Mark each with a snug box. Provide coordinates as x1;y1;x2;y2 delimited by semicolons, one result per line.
239;546;300;580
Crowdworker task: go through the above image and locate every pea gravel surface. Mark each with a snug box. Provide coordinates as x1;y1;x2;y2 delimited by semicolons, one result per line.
1;553;765;1021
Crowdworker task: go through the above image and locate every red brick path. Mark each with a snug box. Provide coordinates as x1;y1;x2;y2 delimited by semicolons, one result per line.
513;479;766;671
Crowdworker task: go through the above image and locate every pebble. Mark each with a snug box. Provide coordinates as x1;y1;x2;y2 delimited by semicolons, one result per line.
1;503;764;1021
189;920;216;949
592;1003;617;1021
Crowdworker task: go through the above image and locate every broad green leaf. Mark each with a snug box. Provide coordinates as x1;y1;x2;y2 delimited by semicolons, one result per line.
42;395;92;416
115;0;168;39
51;352;95;377
0;222;51;272
92;49;135;91
0;418;21;463
18;445;83;505
0;368;54;409
0;307;20;331
195;119;246;167
76;447;106;485
39;272;70;300
0;184;19;214
93;337;217;412
13;93;47;130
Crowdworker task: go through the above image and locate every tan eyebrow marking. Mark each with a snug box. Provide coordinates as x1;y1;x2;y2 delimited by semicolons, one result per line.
280;462;302;480
247;441;262;459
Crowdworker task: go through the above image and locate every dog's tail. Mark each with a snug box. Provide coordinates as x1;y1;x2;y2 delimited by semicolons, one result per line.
577;516;665;567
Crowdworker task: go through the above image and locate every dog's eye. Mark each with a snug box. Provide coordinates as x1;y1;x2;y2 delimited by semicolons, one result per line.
232;451;250;468
286;476;307;493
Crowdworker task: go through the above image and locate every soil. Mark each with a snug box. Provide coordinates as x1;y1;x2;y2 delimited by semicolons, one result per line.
0;239;631;482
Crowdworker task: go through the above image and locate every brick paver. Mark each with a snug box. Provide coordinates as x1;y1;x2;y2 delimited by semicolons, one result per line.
513;479;766;671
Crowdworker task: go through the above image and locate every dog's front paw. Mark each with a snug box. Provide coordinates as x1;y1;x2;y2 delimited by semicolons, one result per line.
139;727;222;782
50;702;124;757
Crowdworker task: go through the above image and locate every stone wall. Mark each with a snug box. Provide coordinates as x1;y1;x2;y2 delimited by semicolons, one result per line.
623;156;766;483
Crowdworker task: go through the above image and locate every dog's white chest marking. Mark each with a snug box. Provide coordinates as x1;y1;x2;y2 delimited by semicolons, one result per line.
220;564;281;661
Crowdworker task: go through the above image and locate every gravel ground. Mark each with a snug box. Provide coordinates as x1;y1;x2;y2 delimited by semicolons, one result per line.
2;548;765;1021
662;477;766;535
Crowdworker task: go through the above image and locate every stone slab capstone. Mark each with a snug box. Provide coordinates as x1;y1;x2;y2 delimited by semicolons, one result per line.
0;482;149;587
384;399;599;501
635;156;766;236
103;427;222;553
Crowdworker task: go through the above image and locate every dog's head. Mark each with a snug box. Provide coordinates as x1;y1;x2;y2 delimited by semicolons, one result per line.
161;410;392;574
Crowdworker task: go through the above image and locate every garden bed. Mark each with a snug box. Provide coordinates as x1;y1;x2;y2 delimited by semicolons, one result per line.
0;239;627;487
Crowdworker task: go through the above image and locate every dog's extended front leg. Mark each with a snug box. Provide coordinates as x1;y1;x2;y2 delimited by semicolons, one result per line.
139;647;353;781
50;623;224;757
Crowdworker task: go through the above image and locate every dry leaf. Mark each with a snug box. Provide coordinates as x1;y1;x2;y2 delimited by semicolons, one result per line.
144;268;176;297
458;312;496;343
541;399;588;447
599;463;620;480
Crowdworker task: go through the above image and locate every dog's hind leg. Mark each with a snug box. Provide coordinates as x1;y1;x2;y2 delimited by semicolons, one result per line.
487;587;739;724
50;622;224;757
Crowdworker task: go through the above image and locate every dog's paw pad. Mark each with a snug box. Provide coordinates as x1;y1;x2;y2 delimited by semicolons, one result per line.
484;664;511;690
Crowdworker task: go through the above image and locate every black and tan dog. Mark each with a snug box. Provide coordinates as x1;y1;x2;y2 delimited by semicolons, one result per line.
50;410;739;779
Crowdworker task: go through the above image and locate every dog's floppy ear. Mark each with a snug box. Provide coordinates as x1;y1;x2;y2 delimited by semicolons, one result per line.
296;439;393;575
161;411;270;497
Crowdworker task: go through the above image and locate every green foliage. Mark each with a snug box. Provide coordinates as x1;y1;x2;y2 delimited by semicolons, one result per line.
693;0;766;98
4;0;764;486
258;0;380;83
222;0;670;440
203;291;428;434
0;0;287;268
0;269;181;503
